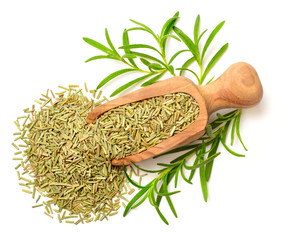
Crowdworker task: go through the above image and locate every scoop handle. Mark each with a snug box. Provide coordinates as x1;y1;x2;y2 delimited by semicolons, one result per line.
198;62;263;115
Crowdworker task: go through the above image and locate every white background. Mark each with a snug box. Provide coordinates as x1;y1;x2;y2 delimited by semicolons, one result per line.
0;0;283;239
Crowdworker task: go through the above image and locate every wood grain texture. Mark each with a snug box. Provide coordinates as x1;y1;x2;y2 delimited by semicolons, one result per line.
198;62;263;115
86;62;262;166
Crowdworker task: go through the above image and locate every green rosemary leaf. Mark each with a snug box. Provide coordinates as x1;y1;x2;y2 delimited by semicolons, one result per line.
155;188;181;197
173;26;200;63
130;161;162;173
123;166;146;188
199;165;208;202
201;21;225;61
208;119;224;130
160;34;181;44
123;183;152;216
206;75;215;84
148;63;164;71
235;111;248;151
210;120;230;131
148;187;158;207
140;72;165;87
179;56;195;76
217;111;238;120
162;175;178;218
160;12;180;51
156;171;175;207
122;29;138;68
119;44;161;56
157;163;178;168
167;139;217;164
129;19;158;41
85;55;118;63
140;58;151;67
97;68;136;89
154;177;180;197
210;110;238;130
231;117;237;145
83;37;114;56
177;68;200;82
127;27;153;34
220;136;245;157
110;73;154;97
155;207;169;225
205;136;220;181
197;29;208;44
216;112;225;119
187;157;199;182
202;140;219;155
183;152;220;170
199;143;208;202
131;193;148;209
105;28;120;57
194;15;200;46
131;51;166;66
168;49;189;64
160;12;179;39
200;43;228;84
174;164;182;188
155;186;165;207
168;65;175;75
121;54;137;59
180;165;193;184
169;148;196;163
214;116;238;126
222;120;232;141
206;124;214;138
156;143;200;159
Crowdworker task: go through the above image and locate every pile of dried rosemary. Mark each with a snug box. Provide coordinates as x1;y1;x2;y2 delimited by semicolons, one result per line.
12;85;199;224
13;85;126;223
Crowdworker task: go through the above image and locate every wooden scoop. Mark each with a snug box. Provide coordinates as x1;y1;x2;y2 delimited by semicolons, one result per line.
86;62;263;166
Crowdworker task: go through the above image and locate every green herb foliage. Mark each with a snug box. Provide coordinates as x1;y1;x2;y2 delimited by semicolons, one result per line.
83;12;180;96
84;13;247;224
123;109;246;224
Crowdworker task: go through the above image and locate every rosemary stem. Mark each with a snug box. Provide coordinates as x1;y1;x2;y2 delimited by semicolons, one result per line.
121;58;152;74
199;64;203;85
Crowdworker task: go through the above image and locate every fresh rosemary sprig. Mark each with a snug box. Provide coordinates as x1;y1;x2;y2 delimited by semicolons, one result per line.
123;110;246;224
173;14;228;84
83;13;247;224
83;12;181;96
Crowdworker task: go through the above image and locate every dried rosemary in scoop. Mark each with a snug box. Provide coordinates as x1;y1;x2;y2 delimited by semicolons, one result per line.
95;93;200;160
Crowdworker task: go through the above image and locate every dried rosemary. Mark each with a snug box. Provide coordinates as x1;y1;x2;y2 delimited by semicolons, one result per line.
13;83;199;224
13;85;127;224
95;93;199;160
